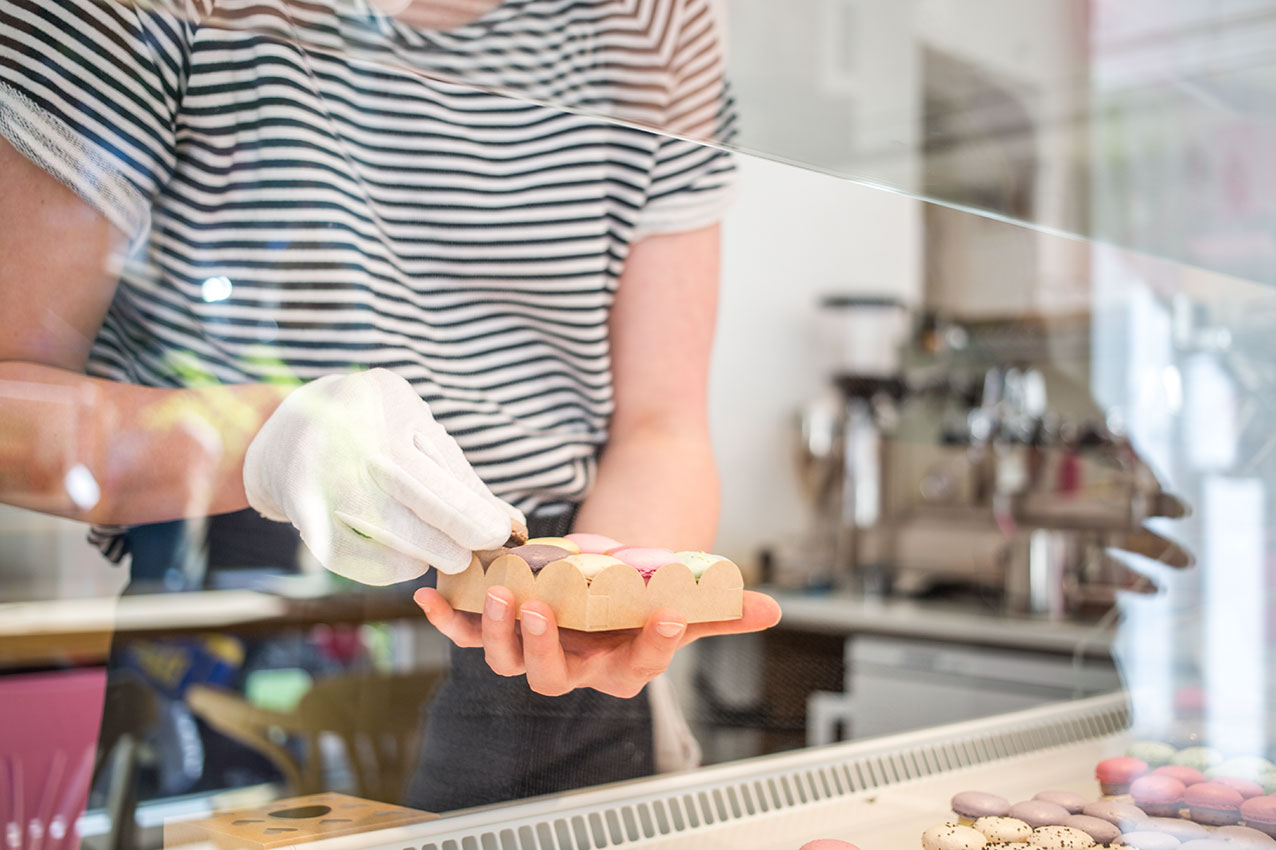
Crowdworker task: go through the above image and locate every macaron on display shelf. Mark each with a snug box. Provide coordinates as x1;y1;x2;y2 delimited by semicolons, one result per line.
437;530;744;631
930;782;1276;850
1181;784;1245;826
1131;775;1188;817
1123;744;1276;793
1098;757;1151;795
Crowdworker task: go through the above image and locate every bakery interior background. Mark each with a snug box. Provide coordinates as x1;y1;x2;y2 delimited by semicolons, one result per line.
2;0;1276;846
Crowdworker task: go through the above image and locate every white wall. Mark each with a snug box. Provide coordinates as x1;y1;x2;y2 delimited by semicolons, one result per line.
709;153;921;569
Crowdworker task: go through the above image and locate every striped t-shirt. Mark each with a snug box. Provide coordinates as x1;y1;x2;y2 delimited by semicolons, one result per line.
0;0;737;558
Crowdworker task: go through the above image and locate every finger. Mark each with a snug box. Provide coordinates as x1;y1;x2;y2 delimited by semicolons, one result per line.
683;591;782;644
411;429;527;528
413;588;483;647
518;600;572;696
368;453;509;551
612;608;686;697
481;586;525;677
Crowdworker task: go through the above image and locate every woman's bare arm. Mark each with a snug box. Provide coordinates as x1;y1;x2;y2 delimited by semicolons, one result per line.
0;136;287;524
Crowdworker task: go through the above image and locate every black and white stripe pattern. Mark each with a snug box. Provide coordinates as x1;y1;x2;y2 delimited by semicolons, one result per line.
0;0;736;557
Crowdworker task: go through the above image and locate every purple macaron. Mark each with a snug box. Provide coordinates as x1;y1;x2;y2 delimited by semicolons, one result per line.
951;791;1011;821
1009;800;1070;828
1060;814;1122;844
1033;790;1089;814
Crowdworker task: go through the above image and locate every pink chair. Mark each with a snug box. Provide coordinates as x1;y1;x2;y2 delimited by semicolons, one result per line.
0;668;107;850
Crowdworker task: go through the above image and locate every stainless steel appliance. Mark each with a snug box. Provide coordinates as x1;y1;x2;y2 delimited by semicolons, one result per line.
793;312;1192;618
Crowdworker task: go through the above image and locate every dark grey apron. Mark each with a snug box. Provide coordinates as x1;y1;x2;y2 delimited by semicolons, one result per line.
404;507;654;812
119;506;653;811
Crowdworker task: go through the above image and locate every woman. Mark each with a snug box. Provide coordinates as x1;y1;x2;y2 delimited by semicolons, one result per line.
0;0;779;810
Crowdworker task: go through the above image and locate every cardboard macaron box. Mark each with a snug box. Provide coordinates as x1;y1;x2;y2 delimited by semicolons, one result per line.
436;524;744;631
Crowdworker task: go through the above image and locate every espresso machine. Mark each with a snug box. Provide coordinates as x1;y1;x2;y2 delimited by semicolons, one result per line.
796;295;910;595
795;309;1192;619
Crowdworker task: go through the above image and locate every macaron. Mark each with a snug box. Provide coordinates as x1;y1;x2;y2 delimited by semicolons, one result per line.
559;553;626;580
1183;782;1245;825
922;823;988;850
1212;777;1266;800
611;547;678;576
973;816;1032;843
1129;742;1181;768
1178;842;1234;850
673;550;727;578
1036;790;1089;814
1213;824;1276;844
1083;799;1148;830
1060;814;1121;845
524;536;582;554
1010;800;1070;828
1026;825;1095;848
952;791;1012;823
1240;796;1276;836
1131;775;1188;817
564;532;624;554
506;544;572;571
1143;817;1210;841
1156;765;1208;787
1174;748;1225;773
1118;832;1182;849
1099;757;1151;795
1211;759;1276;782
798;842;861;850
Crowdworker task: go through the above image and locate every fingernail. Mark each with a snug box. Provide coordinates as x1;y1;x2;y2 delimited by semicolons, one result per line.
655;621;685;639
522;609;548;636
485;592;508;622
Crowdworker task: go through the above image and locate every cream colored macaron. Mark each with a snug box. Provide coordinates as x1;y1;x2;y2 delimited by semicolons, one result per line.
922;823;988;850
973;816;1032;843
559;553;625;580
1026;825;1094;848
673;550;726;578
525;536;582;554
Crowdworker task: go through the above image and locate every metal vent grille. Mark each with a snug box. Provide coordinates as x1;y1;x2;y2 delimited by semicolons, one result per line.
389;693;1129;850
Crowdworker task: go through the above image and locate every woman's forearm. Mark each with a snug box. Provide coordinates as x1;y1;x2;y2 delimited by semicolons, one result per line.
572;421;720;551
0;360;289;524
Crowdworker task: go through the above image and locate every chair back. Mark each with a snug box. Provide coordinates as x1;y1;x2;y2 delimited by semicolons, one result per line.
187;669;444;804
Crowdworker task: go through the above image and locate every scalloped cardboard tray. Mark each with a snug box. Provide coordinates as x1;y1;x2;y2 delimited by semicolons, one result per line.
436;554;744;631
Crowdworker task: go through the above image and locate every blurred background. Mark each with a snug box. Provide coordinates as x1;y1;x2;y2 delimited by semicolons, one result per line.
3;0;1275;847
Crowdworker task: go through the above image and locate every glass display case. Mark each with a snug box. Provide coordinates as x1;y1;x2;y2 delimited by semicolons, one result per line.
2;1;1275;848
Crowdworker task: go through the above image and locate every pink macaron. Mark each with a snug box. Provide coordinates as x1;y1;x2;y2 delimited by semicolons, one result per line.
1099;756;1150;795
1156;765;1209;786
1213;776;1266;800
1241;796;1276;836
610;547;678;576
1132;774;1188;817
1184;782;1245;826
565;532;625;554
798;842;861;850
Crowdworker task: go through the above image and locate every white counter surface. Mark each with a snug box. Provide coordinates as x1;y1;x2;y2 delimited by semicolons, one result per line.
317;693;1133;850
766;590;1116;656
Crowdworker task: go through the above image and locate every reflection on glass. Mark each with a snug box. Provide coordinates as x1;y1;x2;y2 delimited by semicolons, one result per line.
0;0;1274;848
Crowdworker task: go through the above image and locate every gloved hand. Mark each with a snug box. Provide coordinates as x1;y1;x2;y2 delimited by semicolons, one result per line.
243;368;522;585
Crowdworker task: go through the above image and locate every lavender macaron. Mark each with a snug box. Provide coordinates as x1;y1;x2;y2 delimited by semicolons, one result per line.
1083;799;1148;831
1143;817;1210;842
1118;833;1183;850
1009;800;1070;829
1035;790;1089;814
952;791;1011;824
1060;814;1122;845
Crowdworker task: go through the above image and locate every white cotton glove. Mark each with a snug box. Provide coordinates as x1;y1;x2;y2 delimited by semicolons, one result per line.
243;368;523;585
